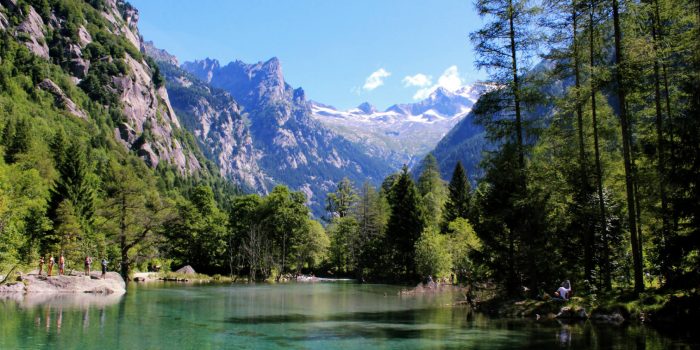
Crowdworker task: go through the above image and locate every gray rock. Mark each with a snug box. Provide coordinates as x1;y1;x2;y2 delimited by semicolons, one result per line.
77;25;92;47
0;272;126;294
16;6;49;59
0;12;8;31
174;265;196;275
555;306;589;320
37;79;88;119
141;40;178;66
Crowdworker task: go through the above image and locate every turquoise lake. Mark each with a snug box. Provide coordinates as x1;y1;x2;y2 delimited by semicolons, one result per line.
0;282;694;349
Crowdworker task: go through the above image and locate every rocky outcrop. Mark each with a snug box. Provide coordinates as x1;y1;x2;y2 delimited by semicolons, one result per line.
0;12;8;31
1;1;203;175
141;40;178;66
0;272;126;294
16;6;49;59
182;57;393;214
90;0;200;174
38;79;88;119
156;60;268;191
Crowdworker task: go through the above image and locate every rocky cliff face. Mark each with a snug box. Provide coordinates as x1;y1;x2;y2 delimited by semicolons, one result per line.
150;54;269;192
181;57;392;213
1;0;201;175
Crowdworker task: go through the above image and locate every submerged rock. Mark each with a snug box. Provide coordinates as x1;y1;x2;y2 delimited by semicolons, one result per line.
0;272;125;294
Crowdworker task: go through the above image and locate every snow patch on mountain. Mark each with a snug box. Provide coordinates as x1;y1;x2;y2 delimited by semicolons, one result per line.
310;84;487;167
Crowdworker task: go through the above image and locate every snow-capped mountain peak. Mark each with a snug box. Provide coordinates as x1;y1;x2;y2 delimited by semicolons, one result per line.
310;83;486;168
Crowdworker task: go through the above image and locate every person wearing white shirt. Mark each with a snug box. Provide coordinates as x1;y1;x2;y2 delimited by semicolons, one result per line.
555;280;572;300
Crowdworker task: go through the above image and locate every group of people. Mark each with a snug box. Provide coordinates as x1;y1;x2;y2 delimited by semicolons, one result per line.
38;254;109;278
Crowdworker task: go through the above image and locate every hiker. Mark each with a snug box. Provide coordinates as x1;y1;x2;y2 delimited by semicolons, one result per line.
84;256;92;277
101;258;108;279
48;255;55;276
58;255;65;276
554;280;572;300
38;256;45;276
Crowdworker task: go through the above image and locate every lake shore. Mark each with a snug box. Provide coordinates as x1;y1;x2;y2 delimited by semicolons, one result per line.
0;272;126;294
474;290;700;336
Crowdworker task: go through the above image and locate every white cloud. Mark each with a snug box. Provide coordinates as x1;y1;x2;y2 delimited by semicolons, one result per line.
363;68;391;91
437;66;463;91
402;73;432;87
413;87;435;100
410;65;465;100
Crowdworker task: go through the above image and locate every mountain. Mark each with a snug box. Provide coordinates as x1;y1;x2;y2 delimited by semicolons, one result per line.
310;85;485;168
178;57;393;214
429;60;569;182
143;42;269;193
0;0;208;176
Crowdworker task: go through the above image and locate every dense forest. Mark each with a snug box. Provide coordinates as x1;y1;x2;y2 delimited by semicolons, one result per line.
1;0;699;306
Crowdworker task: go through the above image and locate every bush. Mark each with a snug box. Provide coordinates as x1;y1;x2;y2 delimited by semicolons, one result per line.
414;228;452;279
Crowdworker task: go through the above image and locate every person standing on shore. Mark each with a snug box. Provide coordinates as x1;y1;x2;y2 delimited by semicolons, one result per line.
58;255;65;276
101;258;108;279
38;256;45;276
84;256;92;277
48;255;55;276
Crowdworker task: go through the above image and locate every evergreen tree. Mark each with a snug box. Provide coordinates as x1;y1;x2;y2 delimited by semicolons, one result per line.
325;177;359;219
441;161;471;232
99;164;174;280
354;181;389;280
611;0;644;293
385;166;425;280
417;154;447;229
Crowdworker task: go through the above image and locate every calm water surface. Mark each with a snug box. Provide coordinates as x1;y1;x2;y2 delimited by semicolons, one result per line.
0;282;694;349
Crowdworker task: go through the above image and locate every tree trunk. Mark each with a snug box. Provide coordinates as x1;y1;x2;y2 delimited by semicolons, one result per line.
650;0;671;280
612;0;644;293
589;0;611;290
572;1;594;283
119;193;129;282
508;0;525;173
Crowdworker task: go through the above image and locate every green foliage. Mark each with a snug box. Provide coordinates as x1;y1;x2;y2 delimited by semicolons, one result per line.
325;177;359;219
414;228;452;279
446;218;482;283
327;216;359;275
441;161;471;232
417;154;447;229
386;166;425;280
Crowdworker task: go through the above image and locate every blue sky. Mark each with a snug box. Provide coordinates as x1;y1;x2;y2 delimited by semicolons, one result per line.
130;0;486;110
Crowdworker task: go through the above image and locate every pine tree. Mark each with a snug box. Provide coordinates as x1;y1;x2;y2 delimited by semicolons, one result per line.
417;154;447;229
441;161;471;232
611;0;644;293
326;177;359;219
385;166;425;280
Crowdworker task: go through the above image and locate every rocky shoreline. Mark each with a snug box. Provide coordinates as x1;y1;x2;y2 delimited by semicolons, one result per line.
0;272;126;294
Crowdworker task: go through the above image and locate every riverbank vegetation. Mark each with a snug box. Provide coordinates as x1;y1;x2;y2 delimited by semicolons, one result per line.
1;0;698;327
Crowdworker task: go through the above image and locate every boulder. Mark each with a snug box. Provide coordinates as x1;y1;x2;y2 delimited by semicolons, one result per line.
555;306;589;320
174;265;196;275
0;272;125;294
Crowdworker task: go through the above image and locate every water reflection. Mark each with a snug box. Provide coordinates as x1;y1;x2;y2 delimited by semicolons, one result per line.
0;284;695;349
15;292;124;309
